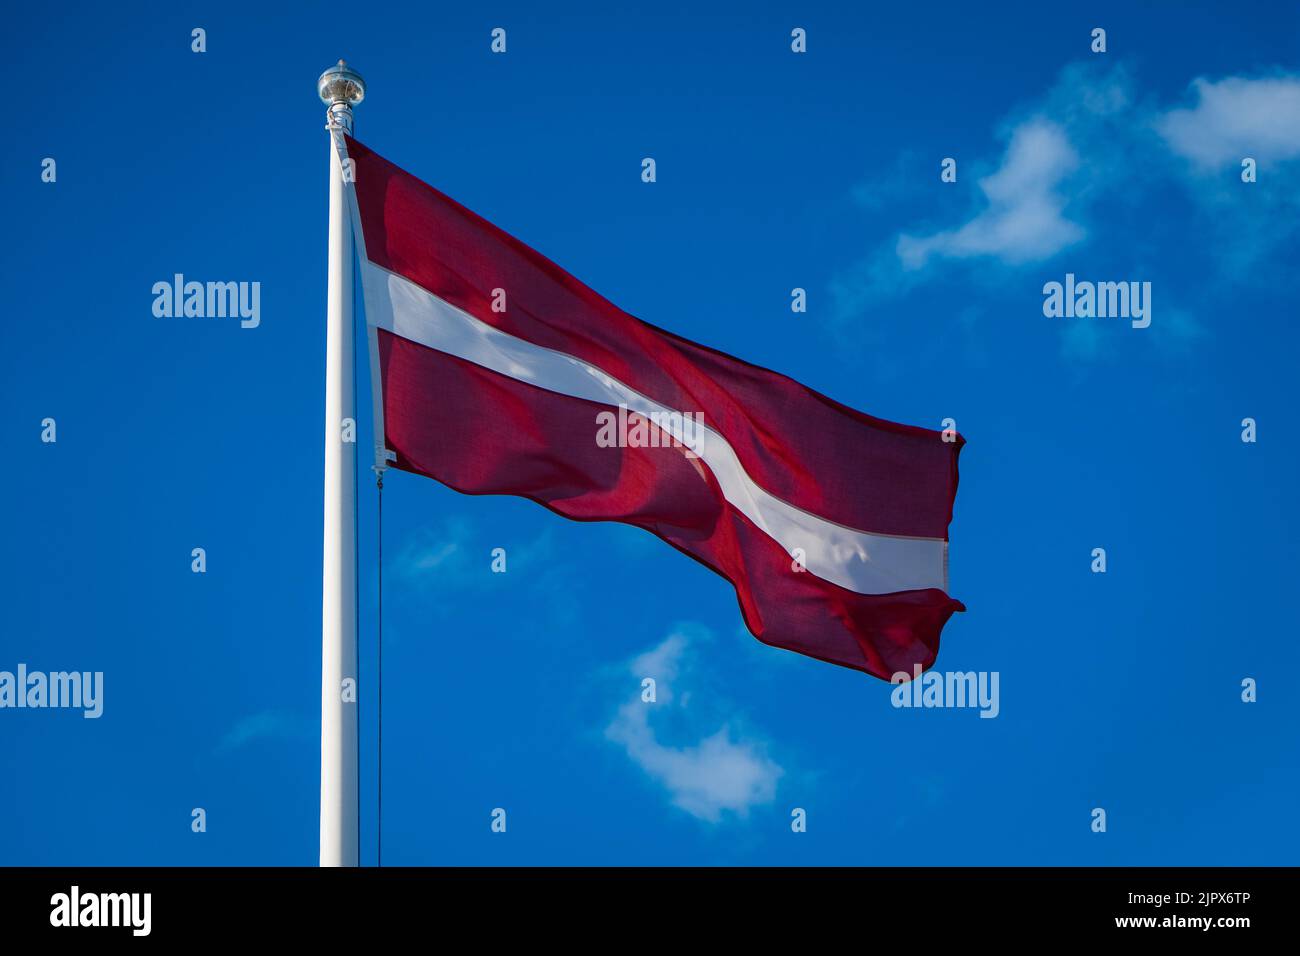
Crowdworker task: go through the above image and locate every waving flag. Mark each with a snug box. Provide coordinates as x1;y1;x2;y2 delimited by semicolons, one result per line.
344;135;965;680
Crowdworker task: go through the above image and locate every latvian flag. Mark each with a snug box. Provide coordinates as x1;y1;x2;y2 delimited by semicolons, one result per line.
342;135;965;681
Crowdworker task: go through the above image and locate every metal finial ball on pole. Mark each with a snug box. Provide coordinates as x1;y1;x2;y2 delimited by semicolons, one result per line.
318;60;366;132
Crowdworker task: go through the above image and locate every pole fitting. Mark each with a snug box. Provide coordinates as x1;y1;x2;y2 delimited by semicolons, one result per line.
318;59;366;133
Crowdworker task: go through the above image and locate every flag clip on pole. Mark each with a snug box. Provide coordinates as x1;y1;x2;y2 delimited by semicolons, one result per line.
318;60;365;868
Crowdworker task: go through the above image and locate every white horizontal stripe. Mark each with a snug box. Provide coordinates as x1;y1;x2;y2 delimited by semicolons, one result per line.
361;260;949;596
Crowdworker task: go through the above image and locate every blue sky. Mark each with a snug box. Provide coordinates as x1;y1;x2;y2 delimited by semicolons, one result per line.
2;1;1298;865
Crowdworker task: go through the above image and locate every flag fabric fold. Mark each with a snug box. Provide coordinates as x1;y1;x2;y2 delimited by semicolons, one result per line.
342;134;965;680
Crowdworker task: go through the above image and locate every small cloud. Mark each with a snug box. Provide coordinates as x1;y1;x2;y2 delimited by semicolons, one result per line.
391;517;473;582
390;517;583;633
1158;75;1300;170
1059;319;1108;365
604;628;783;822
391;517;561;588
217;711;312;754
897;119;1084;269
849;148;927;212
629;633;687;685
408;541;458;571
1149;306;1209;355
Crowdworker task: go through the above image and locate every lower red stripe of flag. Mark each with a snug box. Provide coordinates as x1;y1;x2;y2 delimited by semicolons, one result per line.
379;330;962;678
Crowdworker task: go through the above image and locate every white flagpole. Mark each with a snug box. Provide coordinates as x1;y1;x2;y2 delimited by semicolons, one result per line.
317;60;365;868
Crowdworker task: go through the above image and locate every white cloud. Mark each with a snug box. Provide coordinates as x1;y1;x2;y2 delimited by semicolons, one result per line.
604;630;782;822
629;634;687;684
831;62;1300;367
843;65;1300;302
831;66;1131;327
896;120;1084;269
1158;75;1300;170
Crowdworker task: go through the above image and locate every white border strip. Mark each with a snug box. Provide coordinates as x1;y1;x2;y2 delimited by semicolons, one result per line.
358;259;949;597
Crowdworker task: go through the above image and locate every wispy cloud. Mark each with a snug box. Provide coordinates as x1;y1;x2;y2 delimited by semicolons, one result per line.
389;516;582;632
604;627;783;822
390;516;474;582
850;148;928;212
217;710;312;755
391;516;558;592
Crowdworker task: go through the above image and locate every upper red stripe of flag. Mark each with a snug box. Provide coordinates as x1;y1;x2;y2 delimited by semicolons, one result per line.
346;135;963;542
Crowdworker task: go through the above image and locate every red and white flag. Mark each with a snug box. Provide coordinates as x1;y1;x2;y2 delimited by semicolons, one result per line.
343;135;965;680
